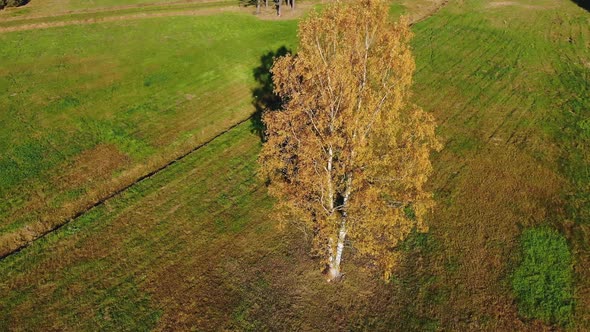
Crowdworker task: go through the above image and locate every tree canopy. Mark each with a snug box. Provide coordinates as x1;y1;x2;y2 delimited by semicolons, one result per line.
259;0;441;281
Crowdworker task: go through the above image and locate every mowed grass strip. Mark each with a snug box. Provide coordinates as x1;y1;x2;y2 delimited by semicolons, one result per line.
0;13;297;255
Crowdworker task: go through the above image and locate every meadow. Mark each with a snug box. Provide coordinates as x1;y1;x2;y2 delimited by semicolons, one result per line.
0;11;298;256
0;0;235;18
0;0;589;330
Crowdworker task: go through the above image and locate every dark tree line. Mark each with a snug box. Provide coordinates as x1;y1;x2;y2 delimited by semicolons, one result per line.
240;0;295;16
0;0;28;10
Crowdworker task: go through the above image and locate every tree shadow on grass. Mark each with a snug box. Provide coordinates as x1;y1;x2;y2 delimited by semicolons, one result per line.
571;0;589;11
250;46;292;141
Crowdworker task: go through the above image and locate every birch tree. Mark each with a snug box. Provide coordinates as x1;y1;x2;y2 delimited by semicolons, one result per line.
259;0;441;281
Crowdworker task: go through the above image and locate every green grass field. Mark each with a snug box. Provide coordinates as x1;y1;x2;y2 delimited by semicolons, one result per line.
0;12;298;255
0;0;235;18
0;0;588;330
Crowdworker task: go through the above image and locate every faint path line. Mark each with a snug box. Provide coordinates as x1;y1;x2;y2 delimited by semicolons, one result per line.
0;0;231;22
410;0;450;25
0;116;253;260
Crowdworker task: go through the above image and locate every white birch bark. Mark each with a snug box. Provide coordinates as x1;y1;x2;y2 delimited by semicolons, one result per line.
328;173;352;281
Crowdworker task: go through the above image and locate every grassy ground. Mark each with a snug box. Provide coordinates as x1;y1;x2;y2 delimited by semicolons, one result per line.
0;0;234;18
410;0;590;328
0;0;589;330
0;1;234;29
0;11;298;255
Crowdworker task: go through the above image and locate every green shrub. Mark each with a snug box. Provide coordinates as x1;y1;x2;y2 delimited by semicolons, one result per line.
511;227;574;326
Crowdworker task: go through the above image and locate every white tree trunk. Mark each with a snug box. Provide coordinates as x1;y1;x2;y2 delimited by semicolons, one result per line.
327;172;352;282
328;221;347;281
335;223;346;267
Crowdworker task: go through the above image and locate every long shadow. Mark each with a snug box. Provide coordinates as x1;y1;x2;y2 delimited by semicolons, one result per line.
571;0;590;11
251;46;292;141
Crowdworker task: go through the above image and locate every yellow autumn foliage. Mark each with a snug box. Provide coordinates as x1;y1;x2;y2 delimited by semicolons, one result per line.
259;0;441;280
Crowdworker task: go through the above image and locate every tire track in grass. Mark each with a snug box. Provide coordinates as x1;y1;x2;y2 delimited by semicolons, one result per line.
416;14;529;199
0;116;253;260
416;14;503;127
441;36;514;128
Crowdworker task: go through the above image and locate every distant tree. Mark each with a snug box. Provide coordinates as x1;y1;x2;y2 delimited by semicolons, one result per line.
238;0;261;13
1;0;27;9
259;0;441;281
242;0;293;16
286;0;294;10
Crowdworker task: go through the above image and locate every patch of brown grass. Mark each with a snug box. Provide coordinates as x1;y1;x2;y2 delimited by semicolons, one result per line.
56;144;130;190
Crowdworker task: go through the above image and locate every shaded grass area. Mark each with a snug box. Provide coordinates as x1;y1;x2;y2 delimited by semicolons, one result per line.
0;13;297;254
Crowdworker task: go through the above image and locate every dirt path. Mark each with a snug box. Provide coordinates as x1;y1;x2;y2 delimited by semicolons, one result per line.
0;8;237;33
0;0;230;22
